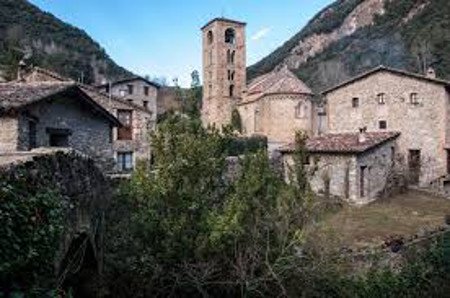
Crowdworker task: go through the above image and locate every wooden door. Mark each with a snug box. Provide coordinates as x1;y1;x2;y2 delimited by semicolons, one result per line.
408;150;421;185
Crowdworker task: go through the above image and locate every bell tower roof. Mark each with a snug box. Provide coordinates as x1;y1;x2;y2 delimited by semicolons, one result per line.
201;18;247;30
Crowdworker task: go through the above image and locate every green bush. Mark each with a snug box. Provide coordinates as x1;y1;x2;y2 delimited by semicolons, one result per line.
224;135;268;156
0;179;63;294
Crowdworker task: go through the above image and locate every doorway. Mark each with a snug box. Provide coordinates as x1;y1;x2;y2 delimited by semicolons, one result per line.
408;150;421;185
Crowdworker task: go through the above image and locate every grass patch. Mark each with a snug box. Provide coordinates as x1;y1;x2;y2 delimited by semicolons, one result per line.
309;191;450;248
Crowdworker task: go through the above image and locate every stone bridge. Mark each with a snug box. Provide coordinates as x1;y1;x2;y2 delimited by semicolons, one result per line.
0;149;112;295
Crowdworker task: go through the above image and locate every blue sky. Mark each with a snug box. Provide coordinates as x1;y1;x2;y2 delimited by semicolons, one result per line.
29;0;332;86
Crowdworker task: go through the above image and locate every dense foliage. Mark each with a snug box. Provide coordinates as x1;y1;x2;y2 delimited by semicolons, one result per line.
248;0;450;92
225;135;268;156
103;114;450;297
0;177;63;295
0;0;131;83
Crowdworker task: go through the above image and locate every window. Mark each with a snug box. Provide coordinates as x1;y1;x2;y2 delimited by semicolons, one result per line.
119;89;126;97
229;84;235;97
46;128;71;147
379;120;387;130
231;51;235;64
144;86;149;96
207;30;214;44
28;121;37;150
127;84;134;95
143;101;149;109
117;110;133;140
352;97;359;108
295;102;307;118
377;93;386;105
391;146;396;164
117;152;134;171
410;93;419;105
225;28;236;44
105;84;110;94
228;70;235;81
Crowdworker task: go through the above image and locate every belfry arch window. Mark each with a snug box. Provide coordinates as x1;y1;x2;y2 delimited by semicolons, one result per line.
229;84;235;97
207;30;214;44
227;50;236;64
225;28;236;44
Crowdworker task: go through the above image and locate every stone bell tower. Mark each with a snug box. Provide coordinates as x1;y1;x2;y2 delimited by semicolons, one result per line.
201;18;247;128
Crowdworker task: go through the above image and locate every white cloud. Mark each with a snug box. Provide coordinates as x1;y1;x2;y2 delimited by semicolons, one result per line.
251;27;272;42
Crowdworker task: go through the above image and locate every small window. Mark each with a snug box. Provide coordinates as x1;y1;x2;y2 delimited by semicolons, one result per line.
410;93;419;105
144;86;149;96
105;84;110;94
231;51;235;64
377;93;386;105
143;101;149;109
117;152;134;171
207;30;214;44
229;84;235;97
127;84;134;95
117;110;133;140
295;102;307;119
379;120;387;130
119;89;126;97
352;97;359;108
225;28;236;44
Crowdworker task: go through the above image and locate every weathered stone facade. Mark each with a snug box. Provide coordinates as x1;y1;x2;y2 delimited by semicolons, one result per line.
201;18;247;128
15;67;156;173
281;132;398;205
0;82;120;171
324;66;450;186
238;93;315;145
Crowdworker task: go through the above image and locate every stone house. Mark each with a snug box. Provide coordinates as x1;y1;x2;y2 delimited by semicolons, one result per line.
323;66;450;187
19;67;156;173
280;131;400;205
0;82;121;169
201;18;323;149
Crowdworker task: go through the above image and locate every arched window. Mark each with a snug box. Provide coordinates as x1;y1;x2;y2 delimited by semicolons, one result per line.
207;30;213;44
295;102;307;118
229;84;235;97
254;108;262;132
231;51;236;63
227;50;231;64
225;28;236;44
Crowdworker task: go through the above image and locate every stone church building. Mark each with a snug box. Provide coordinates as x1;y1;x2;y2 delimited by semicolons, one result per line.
201;17;450;204
201;18;322;149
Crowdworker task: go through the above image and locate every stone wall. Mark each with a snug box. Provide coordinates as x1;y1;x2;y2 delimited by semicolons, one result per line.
0;115;19;152
282;139;396;205
17;96;115;169
0;150;112;283
106;79;158;122
238;93;314;144
326;71;450;186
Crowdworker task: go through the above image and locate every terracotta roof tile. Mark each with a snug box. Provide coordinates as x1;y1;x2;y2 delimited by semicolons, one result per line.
242;67;312;104
280;131;400;154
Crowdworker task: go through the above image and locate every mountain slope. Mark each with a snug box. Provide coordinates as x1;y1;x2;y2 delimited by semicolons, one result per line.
248;0;450;93
0;0;132;84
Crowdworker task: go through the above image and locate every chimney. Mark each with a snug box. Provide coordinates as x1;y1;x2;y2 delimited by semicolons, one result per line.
426;67;436;79
17;60;27;82
358;127;367;143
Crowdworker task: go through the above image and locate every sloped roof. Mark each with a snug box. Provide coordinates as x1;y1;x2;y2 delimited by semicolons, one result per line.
201;18;246;30
0;82;121;126
242;67;313;104
96;76;160;89
322;65;450;95
280;131;400;154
